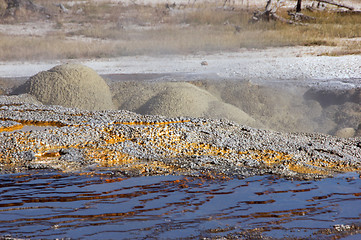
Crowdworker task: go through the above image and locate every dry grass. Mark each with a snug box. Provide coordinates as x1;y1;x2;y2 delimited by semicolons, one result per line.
0;1;360;60
0;34;120;60
325;40;361;56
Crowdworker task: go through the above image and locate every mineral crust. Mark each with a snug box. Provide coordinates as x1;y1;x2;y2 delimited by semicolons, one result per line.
1;96;360;179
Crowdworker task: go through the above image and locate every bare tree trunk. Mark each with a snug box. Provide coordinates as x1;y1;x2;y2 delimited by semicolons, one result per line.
296;0;302;12
265;0;272;12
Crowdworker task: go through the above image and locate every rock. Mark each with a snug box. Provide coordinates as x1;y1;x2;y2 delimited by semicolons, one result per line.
13;64;115;111
59;148;84;163
335;128;355;138
20;150;35;161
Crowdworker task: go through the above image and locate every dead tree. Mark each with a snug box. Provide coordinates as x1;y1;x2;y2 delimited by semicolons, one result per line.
4;0;47;17
250;0;294;24
317;0;354;11
251;0;357;25
296;0;302;12
307;0;359;13
223;0;235;7
296;0;355;13
250;0;274;22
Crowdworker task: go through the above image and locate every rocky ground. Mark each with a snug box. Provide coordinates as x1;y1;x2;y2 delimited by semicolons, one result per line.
1;95;360;180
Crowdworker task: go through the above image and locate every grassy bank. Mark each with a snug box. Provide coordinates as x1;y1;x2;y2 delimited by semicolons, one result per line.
0;1;360;60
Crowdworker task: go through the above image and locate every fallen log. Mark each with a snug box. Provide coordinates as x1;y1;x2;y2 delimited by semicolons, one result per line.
250;0;302;24
317;0;354;10
288;11;316;21
272;12;295;24
250;0;276;23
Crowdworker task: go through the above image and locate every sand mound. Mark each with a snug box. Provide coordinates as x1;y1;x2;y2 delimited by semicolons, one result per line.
14;64;114;111
138;83;214;117
192;80;330;133
112;79;361;135
335;128;355;138
112;82;258;127
206;101;259;126
112;81;164;112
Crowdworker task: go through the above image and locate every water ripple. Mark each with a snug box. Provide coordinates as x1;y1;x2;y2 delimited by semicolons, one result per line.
0;172;360;239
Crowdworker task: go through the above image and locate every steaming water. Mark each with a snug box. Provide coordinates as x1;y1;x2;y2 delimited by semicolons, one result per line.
0;172;360;239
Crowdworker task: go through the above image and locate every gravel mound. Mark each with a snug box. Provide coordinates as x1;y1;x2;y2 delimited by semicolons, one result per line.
13;64;115;111
113;82;258;127
138;83;213;117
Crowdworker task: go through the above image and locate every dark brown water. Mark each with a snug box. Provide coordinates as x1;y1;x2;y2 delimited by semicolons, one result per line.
0;172;360;239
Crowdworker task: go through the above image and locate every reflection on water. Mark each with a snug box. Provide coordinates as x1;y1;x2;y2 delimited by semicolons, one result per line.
0;172;360;239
